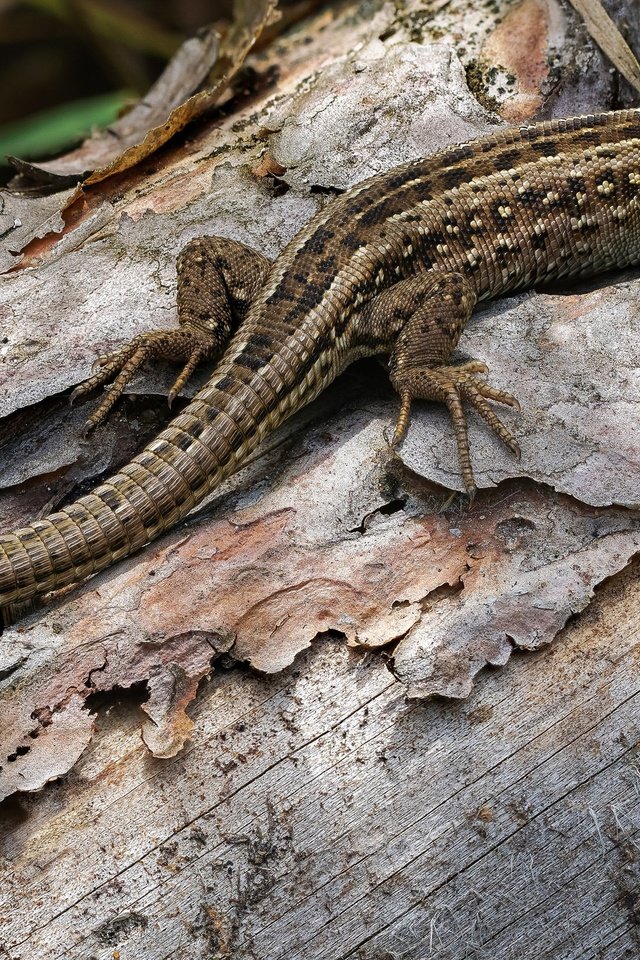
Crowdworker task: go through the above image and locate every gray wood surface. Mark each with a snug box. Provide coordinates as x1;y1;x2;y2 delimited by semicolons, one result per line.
1;558;639;959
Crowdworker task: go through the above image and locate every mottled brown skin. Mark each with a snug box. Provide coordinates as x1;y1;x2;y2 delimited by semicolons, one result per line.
2;109;640;608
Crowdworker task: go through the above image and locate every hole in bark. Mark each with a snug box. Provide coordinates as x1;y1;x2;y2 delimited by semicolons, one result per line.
310;183;344;196
495;515;536;550
31;706;53;727
95;911;149;946
349;497;407;533
271;178;290;197
84;679;150;715
417;577;466;613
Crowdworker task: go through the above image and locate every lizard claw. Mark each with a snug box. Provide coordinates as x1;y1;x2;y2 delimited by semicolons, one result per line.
91;355;109;374
70;328;215;430
390;360;521;496
167;346;206;408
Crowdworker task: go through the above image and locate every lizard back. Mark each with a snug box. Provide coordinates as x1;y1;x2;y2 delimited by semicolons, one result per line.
1;108;639;608
198;107;640;449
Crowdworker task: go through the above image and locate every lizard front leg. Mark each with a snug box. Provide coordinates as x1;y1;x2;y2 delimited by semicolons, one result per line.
362;272;520;497
71;237;271;431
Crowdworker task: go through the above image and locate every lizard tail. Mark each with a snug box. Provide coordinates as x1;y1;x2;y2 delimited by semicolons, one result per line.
0;378;270;609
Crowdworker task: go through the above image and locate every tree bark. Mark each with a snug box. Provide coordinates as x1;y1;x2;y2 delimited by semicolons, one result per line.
1;0;639;956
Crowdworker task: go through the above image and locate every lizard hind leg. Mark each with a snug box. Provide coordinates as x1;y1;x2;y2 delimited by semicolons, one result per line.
71;236;272;432
365;271;521;497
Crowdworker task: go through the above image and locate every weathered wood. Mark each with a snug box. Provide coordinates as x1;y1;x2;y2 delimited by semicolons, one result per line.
1;559;639;958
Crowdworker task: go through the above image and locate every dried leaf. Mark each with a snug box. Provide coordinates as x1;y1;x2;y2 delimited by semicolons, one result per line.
252;151;287;178
11;0;278;187
8;28;220;186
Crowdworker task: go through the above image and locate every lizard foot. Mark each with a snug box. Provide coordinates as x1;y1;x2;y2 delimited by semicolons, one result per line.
390;360;521;499
70;327;215;433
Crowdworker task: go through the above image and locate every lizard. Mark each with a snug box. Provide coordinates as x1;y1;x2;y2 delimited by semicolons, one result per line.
1;108;639;610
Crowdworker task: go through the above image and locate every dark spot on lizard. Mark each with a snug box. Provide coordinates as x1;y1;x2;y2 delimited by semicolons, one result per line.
359;196;400;227
425;229;446;246
530;138;560;156
172;432;194;452
517;186;548;206
531;226;548;250
386;169;419;191
318;255;337;272
595;170;616;189
265;286;296;305
494;148;522;169
440;168;469;190
450;144;475;162
491;201;511;227
575;129;600;144
343;233;362;250
246;332;273;350
234;352;264;372
568;174;588;193
202;404;221;423
303;225;335;254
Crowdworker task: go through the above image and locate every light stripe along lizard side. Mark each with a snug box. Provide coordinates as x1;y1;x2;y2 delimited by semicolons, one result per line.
1;109;639;608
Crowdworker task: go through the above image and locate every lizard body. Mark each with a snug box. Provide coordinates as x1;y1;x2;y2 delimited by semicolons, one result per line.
1;108;640;608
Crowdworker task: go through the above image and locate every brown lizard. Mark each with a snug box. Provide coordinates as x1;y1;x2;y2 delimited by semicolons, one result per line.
1;108;639;609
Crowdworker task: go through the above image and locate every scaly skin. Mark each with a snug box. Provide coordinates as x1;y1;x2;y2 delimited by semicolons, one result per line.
1;109;639;608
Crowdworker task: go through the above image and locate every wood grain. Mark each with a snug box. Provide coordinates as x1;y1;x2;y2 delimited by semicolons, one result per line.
1;558;638;959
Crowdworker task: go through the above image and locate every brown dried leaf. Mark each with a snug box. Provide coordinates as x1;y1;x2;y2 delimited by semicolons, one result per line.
252;151;287;178
8;29;219;186
12;0;278;187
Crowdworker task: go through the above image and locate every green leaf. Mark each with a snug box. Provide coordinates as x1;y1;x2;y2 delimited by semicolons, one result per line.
0;90;134;166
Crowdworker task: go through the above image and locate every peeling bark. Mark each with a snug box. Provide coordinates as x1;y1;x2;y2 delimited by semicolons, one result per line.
1;0;640;955
0;0;638;906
